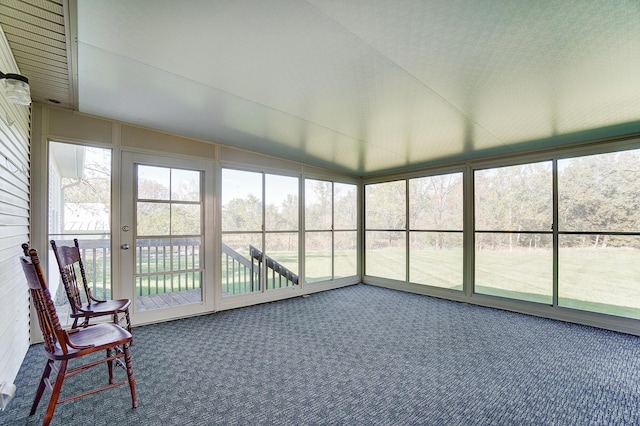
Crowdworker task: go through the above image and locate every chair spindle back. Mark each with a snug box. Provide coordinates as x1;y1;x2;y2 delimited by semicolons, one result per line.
20;244;73;356
50;239;92;315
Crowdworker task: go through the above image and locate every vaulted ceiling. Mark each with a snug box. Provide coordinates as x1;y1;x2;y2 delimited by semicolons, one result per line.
2;0;640;175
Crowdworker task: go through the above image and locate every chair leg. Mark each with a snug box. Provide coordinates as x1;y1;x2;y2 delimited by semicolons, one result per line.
106;348;114;385
125;308;133;339
43;360;67;426
30;360;53;415
123;343;138;408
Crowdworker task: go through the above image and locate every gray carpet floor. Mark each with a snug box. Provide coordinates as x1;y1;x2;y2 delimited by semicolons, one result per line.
2;284;639;425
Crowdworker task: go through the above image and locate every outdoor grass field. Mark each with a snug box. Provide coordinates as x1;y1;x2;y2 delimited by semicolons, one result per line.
214;246;640;320
57;245;639;320
221;249;358;294
366;246;640;319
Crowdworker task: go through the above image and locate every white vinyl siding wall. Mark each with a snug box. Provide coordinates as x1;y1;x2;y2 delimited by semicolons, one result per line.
0;27;30;389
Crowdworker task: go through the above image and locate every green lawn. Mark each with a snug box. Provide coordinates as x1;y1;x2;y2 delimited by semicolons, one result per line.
367;246;640;319
65;245;640;320
222;249;357;293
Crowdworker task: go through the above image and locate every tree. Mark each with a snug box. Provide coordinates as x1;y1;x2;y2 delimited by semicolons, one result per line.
334;183;357;230
222;194;262;232
365;180;406;248
474;162;552;250
559;151;640;248
410;173;463;249
305;180;332;230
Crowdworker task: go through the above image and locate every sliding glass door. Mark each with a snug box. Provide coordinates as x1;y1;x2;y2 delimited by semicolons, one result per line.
474;162;553;304
409;173;463;289
221;168;300;296
364;173;464;290
365;180;406;280
558;150;640;318
305;179;357;283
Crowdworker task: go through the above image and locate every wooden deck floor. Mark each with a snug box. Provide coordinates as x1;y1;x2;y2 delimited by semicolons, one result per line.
136;288;202;312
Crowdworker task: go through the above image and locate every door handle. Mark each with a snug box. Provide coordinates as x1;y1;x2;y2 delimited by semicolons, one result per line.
121;244;130;250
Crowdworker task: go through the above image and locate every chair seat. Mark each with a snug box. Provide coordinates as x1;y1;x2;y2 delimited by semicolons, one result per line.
72;298;131;318
52;323;132;359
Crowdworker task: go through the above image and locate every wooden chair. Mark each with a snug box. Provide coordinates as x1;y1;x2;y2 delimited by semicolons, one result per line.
20;244;137;426
50;239;132;336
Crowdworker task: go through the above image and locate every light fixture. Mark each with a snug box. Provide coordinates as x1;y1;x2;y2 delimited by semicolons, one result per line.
0;71;31;105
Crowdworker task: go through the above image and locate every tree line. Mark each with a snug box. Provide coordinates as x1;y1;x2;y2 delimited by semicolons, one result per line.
365;149;640;251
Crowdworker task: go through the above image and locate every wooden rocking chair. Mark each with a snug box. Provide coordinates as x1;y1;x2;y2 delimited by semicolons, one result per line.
20;244;137;426
50;239;132;336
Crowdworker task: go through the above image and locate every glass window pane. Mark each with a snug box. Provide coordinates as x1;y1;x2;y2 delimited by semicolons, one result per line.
171;169;200;202
135;272;202;311
171;204;201;235
410;173;463;230
136;274;171;297
365;231;406;280
138;165;170;200
265;232;299;289
334;182;357;230
410;232;463;290
305;179;332;230
172;237;201;271
221;169;263;232
559;235;640;319
48;144;112;234
265;174;299;231
135;237;201;274
48;142;113;326
174;271;202;294
222;234;263;295
475;233;553;304
136;238;171;274
475;162;552;231
558;150;640;233
48;237;112;306
335;231;357;278
365;181;406;230
133;163;206;312
137;202;170;235
305;231;332;283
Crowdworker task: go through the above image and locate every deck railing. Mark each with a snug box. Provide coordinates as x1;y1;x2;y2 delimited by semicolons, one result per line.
221;243;260;294
222;243;298;295
249;245;299;289
135;238;202;296
53;238;297;303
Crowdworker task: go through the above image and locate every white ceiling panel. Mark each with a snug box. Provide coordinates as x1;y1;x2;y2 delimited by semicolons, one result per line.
4;0;640;175
78;42;414;173
309;0;640;143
